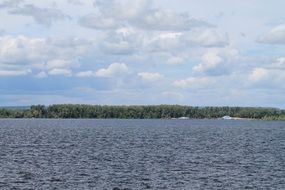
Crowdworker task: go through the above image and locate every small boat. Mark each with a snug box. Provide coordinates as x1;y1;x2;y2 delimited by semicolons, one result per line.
222;116;232;120
178;117;189;120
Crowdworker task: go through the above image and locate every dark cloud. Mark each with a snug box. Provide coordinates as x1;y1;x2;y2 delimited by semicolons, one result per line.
0;29;5;35
79;14;119;30
0;0;23;9
67;0;83;5
135;10;214;31
9;4;71;26
79;0;213;31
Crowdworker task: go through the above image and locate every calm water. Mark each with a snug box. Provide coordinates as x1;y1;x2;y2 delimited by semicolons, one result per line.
0;119;284;190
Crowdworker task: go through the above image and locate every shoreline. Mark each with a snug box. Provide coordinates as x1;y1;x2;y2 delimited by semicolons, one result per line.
0;117;284;121
1;104;285;121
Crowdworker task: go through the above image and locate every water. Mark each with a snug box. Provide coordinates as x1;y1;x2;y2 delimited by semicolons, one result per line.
0;119;284;190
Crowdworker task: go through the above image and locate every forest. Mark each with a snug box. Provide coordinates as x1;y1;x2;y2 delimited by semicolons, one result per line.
0;104;285;120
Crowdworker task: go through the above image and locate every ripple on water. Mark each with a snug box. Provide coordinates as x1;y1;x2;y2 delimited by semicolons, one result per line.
0;119;284;190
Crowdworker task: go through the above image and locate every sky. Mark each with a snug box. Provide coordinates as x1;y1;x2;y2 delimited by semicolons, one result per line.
0;0;285;108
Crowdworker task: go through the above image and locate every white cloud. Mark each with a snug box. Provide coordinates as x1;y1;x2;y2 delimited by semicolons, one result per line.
183;29;228;47
79;0;151;30
34;71;47;78
146;32;182;51
259;24;285;44
193;52;223;73
79;14;118;30
0;35;91;77
116;27;136;36
0;35;45;63
162;91;184;100
94;0;150;20
173;77;212;89
83;22;227;58
101;40;134;54
138;72;164;82
166;56;185;65
99;29;141;55
80;0;212;31
248;57;285;85
46;59;75;70
146;30;228;52
0;69;30;76
136;9;212;31
75;66;138;79
46;37;92;48
1;0;285;108
266;57;285;70
192;48;240;76
48;68;72;76
76;70;95;78
202;52;223;65
95;63;129;77
249;68;269;82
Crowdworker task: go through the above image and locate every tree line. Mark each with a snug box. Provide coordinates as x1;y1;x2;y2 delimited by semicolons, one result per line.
0;104;284;120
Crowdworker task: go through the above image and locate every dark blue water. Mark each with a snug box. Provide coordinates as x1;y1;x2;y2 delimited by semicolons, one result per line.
0;119;284;190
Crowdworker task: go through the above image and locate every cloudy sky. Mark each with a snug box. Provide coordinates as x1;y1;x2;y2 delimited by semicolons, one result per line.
0;0;285;108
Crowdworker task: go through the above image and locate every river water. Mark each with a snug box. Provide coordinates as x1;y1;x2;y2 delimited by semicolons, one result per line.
0;119;284;190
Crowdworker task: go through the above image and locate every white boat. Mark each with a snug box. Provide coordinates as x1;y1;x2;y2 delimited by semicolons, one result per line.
178;117;189;120
222;116;232;120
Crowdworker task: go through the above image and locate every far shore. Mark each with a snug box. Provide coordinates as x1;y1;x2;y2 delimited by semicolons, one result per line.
1;104;285;121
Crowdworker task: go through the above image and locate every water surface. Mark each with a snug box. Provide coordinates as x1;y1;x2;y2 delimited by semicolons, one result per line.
0;119;284;189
